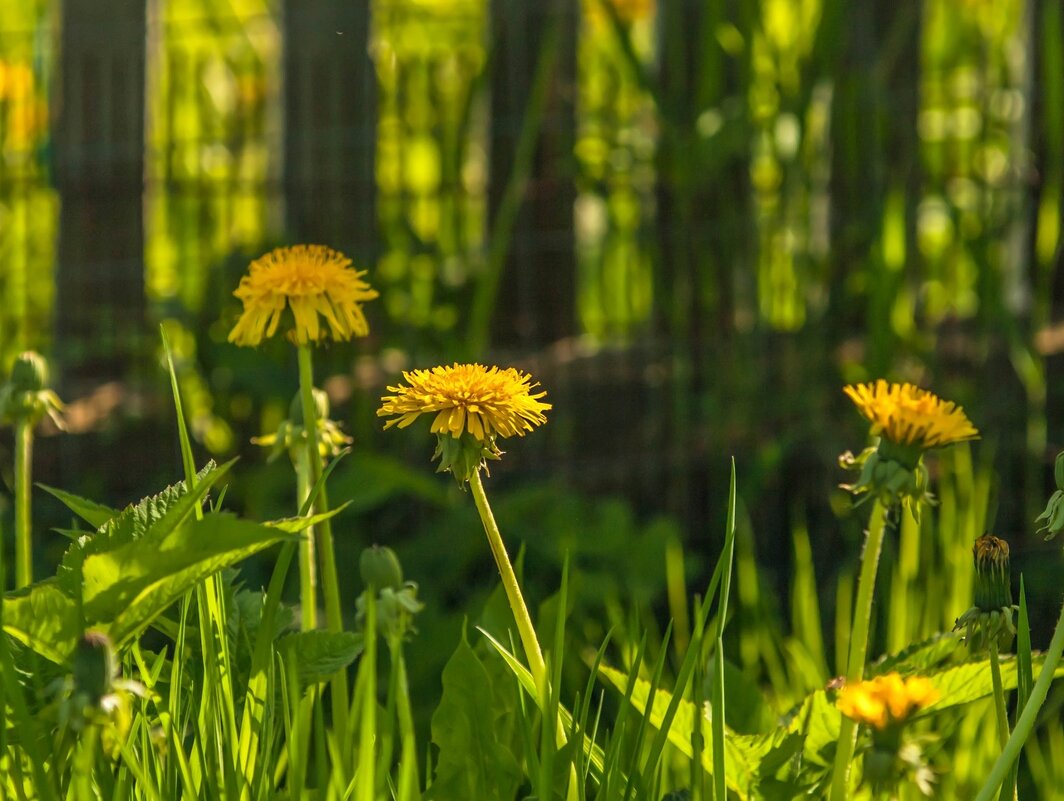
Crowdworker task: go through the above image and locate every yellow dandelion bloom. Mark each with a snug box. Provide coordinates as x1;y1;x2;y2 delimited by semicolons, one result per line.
837;673;939;730
228;245;379;347
377;363;551;443
843;380;978;450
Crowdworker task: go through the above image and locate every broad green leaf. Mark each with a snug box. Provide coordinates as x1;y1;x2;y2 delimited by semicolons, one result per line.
429;630;522;801
57;460;229;594
278;631;363;687
83;512;298;648
2;580;81;664
37;484;118;529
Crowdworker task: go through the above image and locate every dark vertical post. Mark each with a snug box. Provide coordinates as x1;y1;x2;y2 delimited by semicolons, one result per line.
488;0;577;348
54;0;147;387
283;0;376;263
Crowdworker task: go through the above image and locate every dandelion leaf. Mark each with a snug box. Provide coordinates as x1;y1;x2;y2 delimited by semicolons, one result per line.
429;628;521;801
278;631;363;688
82;512;297;648
37;484;118;529
1;579;81;664
56;460;227;594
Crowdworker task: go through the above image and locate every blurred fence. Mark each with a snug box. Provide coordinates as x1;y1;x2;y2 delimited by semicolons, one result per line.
0;0;1062;536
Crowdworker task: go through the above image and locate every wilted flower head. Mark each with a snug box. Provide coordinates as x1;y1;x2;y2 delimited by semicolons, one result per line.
377;363;550;482
228;245;378;347
837;673;939;731
954;534;1017;653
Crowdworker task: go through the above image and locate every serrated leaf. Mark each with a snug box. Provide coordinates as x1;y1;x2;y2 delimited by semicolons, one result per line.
429;630;522;801
278;631;363;687
37;485;118;529
2;580;81;664
57;460;228;594
83;512;298;648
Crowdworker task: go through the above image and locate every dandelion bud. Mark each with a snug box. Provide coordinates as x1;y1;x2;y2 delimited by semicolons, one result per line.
9;351;48;393
288;387;330;427
359;545;404;591
973;535;1012;611
71;630;116;706
954;535;1018;653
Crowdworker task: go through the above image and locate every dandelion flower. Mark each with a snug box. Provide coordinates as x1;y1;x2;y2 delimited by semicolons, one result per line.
378;363;550;482
378;363;550;443
228;245;379;347
837;673;939;730
844;381;978;451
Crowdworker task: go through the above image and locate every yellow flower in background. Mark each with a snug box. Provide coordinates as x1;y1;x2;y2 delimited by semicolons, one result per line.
378;363;550;442
228;245;379;347
844;381;978;450
837;673;939;730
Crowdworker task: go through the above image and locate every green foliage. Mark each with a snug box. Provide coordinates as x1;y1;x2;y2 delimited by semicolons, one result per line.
429;629;522;801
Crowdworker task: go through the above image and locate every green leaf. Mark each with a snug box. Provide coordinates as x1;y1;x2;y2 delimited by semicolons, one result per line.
264;500;352;533
278;631;363;688
37;484;118;529
429;629;522;801
2;580;81;663
57;460;230;594
82;512;298;648
329;451;450;514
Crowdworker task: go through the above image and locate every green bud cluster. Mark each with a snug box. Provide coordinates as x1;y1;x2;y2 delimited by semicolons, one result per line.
0;350;64;428
254;388;351;463
356;545;424;642
1035;451;1064;542
839;439;932;519
433;431;501;485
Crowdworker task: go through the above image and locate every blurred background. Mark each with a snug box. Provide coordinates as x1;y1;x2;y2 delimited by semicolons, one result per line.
2;0;1064;732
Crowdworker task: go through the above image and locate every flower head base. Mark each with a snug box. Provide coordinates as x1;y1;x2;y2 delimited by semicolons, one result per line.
252;388;351;463
840;382;977;516
228;245;379;347
837;673;939;731
377;363;551;483
954;534;1018;653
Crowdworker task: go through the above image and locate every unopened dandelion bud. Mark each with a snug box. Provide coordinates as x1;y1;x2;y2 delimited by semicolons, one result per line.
9;351;47;393
288;387;330;427
974;535;1012;611
71;630;116;706
359;545;404;591
955;535;1018;652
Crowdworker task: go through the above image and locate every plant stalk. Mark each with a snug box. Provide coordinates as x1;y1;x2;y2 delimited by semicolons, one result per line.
294;446;317;631
989;640;1010;750
14;419;33;588
974;596;1064;801
296;345;349;734
829;498;889;801
469;469;547;692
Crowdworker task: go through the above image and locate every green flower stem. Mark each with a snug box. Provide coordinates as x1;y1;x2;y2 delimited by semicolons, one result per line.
294;446;318;631
830;498;889;801
297;345;349;734
14;419;33;589
989;640;1010;750
469;469;547;692
974;597;1064;801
